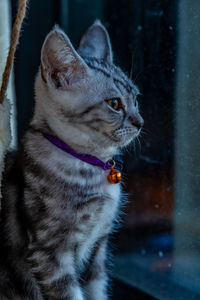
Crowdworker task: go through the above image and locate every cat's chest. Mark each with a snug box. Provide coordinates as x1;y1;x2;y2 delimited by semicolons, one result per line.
37;153;121;266
71;181;121;229
69;183;120;263
46;155;121;233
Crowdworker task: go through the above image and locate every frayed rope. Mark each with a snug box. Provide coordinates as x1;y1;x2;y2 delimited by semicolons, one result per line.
0;0;29;104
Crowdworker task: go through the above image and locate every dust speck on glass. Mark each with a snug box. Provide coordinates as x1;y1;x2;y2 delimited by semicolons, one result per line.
13;0;200;299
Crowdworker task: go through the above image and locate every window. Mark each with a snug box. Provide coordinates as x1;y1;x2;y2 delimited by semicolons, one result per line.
12;0;200;299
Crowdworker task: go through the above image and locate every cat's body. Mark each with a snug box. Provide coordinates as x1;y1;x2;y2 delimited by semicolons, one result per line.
0;130;120;300
0;21;143;300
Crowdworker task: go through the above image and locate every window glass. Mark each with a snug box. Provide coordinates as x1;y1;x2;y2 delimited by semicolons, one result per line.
103;0;200;298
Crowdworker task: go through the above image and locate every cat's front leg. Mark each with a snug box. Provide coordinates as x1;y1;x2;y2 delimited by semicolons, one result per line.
83;238;108;300
28;245;84;300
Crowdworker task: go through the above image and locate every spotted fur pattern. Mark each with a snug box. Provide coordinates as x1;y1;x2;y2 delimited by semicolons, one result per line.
0;21;143;299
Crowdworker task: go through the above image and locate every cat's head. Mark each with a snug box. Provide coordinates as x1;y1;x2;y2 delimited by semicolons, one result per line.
33;21;143;158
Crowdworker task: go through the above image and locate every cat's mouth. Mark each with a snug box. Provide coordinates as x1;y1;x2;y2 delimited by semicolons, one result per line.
114;126;140;138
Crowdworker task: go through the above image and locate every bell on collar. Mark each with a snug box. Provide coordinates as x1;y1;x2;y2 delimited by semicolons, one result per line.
107;167;122;184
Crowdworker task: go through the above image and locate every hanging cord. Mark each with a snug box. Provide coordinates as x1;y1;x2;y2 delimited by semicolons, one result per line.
0;0;29;104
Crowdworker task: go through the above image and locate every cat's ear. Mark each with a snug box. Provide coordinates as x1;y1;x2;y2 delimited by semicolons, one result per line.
41;26;90;88
77;20;113;63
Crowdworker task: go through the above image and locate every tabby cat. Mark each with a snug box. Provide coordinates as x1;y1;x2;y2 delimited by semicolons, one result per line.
0;21;143;300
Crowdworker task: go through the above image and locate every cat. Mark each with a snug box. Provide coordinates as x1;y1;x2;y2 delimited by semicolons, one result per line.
0;20;143;300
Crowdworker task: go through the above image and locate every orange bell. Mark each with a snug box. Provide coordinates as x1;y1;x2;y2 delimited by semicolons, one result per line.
107;167;122;184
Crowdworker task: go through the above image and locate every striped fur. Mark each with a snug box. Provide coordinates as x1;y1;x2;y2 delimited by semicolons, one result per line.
0;21;143;299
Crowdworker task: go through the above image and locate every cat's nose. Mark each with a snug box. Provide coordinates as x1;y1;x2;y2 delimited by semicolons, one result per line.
128;114;144;130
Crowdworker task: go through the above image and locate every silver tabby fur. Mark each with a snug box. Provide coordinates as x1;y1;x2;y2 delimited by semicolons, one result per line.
0;21;143;300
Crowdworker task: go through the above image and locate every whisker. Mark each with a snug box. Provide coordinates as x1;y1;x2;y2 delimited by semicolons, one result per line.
135;136;142;157
130;53;134;80
124;143;132;157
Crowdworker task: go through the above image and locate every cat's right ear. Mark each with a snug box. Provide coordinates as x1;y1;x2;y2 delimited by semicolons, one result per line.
77;20;113;63
41;26;90;88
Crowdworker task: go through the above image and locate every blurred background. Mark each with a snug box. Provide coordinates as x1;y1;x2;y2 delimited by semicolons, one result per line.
1;0;200;299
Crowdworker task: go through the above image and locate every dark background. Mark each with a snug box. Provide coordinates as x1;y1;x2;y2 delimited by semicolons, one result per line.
12;0;177;298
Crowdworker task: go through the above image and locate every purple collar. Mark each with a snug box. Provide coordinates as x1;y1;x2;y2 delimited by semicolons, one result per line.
43;133;114;171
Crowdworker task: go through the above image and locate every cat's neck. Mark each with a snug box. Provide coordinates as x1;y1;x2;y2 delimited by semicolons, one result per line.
58;135;117;162
29;124;118;162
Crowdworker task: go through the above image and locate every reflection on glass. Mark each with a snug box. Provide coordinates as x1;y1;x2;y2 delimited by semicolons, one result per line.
174;0;200;294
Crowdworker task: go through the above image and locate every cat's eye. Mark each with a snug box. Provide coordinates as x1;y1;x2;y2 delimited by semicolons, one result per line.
106;98;121;111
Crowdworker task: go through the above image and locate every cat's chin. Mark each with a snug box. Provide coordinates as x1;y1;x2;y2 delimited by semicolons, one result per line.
108;135;137;148
111;127;140;147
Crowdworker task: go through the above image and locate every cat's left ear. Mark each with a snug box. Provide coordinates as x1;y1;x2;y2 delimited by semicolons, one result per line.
77;20;113;63
41;26;90;88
